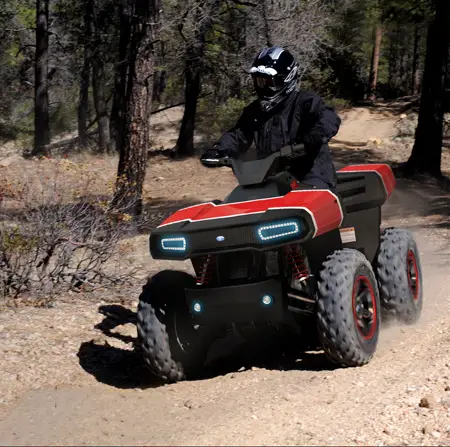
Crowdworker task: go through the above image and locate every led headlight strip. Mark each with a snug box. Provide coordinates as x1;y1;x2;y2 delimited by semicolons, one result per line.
161;237;187;251
257;220;302;242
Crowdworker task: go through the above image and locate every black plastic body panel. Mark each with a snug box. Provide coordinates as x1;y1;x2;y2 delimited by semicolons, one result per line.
231;153;281;186
336;170;388;213
333;169;385;263
302;229;343;276
185;279;284;325
340;207;381;264
223;172;295;203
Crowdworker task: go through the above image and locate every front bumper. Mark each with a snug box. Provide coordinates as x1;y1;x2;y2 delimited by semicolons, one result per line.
185;278;284;325
150;210;314;260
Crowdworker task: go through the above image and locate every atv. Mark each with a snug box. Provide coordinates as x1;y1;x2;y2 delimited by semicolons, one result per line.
136;143;423;383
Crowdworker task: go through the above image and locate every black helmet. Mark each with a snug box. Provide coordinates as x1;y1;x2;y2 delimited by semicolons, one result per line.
250;46;299;112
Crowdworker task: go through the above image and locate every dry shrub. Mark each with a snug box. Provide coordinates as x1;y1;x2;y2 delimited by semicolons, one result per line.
0;156;141;302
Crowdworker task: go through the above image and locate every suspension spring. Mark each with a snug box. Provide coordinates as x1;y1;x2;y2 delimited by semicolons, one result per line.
287;245;310;281
193;255;215;285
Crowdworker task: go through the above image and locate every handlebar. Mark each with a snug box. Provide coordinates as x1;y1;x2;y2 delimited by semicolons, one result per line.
200;143;306;168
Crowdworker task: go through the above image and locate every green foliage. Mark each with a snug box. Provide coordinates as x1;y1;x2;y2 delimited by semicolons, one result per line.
50;101;78;136
160;75;185;106
379;0;433;23
16;3;35;28
0;0;439;149
1;227;39;254
325;97;353;112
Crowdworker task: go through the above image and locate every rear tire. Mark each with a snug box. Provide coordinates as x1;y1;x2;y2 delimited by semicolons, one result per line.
136;270;215;382
317;249;381;367
376;228;423;324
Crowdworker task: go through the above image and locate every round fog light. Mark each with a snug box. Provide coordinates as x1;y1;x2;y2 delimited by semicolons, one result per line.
192;301;203;313
261;294;273;306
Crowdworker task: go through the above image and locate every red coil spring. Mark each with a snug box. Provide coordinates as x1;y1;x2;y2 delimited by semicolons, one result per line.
193;255;215;285
287;246;309;281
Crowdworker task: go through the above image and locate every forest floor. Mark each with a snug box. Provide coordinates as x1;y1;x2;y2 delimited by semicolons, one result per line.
1;100;450;446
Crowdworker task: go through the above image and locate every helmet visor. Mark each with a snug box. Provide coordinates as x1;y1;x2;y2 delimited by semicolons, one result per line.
254;76;274;89
252;74;283;91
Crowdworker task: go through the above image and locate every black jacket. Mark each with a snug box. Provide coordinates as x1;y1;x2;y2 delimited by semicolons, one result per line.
215;89;341;188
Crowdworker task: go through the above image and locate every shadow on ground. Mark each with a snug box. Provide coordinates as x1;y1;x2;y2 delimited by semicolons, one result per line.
203;339;338;380
78;303;338;390
77;304;164;390
353;97;420;115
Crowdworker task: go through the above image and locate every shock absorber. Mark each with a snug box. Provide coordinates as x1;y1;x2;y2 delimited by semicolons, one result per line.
192;255;215;286
285;245;316;315
288;245;310;280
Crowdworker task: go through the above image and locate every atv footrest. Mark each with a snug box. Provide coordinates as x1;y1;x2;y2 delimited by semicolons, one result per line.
185;279;284;325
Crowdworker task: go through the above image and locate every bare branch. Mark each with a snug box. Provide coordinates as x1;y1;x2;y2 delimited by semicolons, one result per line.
228;0;258;7
15;45;36;57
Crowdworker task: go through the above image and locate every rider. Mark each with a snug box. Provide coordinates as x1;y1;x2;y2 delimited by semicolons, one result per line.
202;46;341;189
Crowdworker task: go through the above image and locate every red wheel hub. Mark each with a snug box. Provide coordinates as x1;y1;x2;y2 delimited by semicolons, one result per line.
352;275;377;341
407;250;420;301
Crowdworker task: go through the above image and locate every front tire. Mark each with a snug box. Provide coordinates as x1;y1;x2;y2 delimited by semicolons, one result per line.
317;249;381;367
376;228;423;324
136;270;214;382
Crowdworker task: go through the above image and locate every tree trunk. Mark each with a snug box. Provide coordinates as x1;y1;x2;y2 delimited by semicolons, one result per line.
152;40;166;104
175;0;219;157
261;0;272;47
77;0;93;148
92;58;111;153
399;34;407;95
90;0;111;153
110;0;132;152
387;31;396;96
113;0;160;216
78;57;90;147
367;24;383;101
229;6;246;98
411;23;421;96
33;0;50;156
153;70;167;103
176;54;202;157
405;0;450;178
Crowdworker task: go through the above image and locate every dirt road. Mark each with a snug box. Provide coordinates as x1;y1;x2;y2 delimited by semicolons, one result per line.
1;106;450;446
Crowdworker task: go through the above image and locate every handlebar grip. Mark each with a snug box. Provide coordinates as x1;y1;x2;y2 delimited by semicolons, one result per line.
200;149;232;168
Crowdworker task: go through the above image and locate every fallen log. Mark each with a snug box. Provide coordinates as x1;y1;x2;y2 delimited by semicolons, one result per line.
40;129;99;153
330;139;369;147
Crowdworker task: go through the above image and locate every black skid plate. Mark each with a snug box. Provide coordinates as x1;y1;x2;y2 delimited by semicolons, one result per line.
185;279;284;325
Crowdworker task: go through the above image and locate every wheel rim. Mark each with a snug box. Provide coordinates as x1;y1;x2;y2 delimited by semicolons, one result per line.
407;250;420;301
352;275;377;341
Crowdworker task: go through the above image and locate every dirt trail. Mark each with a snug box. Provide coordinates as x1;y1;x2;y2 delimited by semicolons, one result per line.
1;106;450;446
336;106;398;144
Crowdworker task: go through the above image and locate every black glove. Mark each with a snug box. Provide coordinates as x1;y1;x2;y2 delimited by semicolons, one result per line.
203;147;227;159
200;147;229;168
